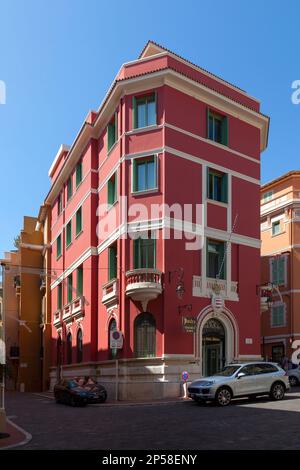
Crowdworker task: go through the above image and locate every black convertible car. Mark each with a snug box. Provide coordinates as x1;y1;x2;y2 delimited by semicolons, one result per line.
54;379;107;406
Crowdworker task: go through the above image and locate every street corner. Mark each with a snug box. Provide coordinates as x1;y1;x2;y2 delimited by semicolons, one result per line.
0;417;32;450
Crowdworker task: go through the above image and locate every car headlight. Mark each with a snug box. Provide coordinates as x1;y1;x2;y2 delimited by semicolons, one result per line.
200;381;214;387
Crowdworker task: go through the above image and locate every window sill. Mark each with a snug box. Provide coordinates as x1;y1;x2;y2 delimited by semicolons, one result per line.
132;188;159;196
75;230;83;240
207;198;228;207
127;124;161;135
271;231;284;238
66;242;72;250
107;200;118;212
207;137;228;148
56;255;62;261
107;140;119;157
76;180;83;191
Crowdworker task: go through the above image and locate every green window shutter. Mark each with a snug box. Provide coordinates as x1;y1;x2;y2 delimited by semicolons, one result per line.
66;221;72;246
153;91;157;125
278;257;285;285
206;239;209;277
134;238;140;268
221;116;228;146
77;267;83;296
115;111;118;141
57;235;61;258
58;284;62;309
108;246;117;280
206;168;210;199
76;207;82;236
76;161;82;187
132;160;137;192
132;96;137;129
67;177;73;201
221;174;228;203
107;177;115;205
67;275;73;303
271;258;278;284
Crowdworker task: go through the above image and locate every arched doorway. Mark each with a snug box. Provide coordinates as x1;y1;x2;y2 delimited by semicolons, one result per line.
202;318;225;376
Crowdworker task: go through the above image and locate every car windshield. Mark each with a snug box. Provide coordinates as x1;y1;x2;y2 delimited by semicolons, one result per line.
213;365;241;377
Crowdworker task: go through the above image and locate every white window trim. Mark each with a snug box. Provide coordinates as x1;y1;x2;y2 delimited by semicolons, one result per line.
131;153;159;194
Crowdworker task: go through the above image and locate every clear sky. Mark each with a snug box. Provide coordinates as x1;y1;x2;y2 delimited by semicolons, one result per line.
0;0;299;255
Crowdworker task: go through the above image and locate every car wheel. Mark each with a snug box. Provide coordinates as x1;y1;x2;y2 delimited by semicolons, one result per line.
289;376;299;387
216;387;232;406
99;393;107;403
270;382;285;401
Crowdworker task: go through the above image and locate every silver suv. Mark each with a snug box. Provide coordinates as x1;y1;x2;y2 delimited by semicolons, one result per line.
288;365;300;386
188;362;289;406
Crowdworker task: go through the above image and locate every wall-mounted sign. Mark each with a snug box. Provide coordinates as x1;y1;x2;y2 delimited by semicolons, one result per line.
182;317;197;333
110;330;123;349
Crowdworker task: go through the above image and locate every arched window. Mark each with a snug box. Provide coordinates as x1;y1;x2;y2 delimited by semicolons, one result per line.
109;319;117;359
77;329;83;363
134;313;156;358
67;332;72;364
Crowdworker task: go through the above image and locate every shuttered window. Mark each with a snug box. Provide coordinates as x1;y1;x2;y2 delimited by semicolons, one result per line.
67;176;73;201
207;108;228;146
67;274;73;303
77;266;83;297
132;156;157;193
133;93;156;129
108;245;117;280
134;237;156;269
76;207;82;236
271;304;285;327
66;221;72;247
107;172;117;206
76;161;82;187
207;168;228;203
134;313;156;358
271;256;286;285
56;234;62;259
107;112;118;152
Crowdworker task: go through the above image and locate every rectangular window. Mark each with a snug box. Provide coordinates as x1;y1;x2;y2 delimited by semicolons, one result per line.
67;176;73;201
108;244;117;280
207;109;228;145
133;93;156;129
66;221;72;247
272;221;280;236
107;172;117;206
67;274;73;303
76;207;82;236
77;266;83;297
207;239;226;279
76;160;82;187
133;156;157;193
107;112;118;152
56;234;62;259
271;256;286;285
271;304;285;327
57;283;62;310
134;236;156;269
262;190;273;203
57;193;62;216
207;168;228;203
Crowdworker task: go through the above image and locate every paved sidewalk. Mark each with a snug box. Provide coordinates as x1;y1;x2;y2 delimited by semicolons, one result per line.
33;391;189;407
0;418;32;450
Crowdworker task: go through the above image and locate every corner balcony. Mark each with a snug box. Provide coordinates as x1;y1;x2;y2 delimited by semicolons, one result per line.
102;279;119;307
192;276;239;301
53;309;62;328
125;269;163;311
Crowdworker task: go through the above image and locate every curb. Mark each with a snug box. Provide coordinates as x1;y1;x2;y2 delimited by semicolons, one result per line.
33;392;190;407
0;419;32;450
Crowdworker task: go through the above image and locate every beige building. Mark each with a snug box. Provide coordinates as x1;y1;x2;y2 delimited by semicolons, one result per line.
261;171;300;362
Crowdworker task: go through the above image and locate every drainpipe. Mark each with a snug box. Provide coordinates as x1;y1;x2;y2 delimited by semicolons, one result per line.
290;208;294;358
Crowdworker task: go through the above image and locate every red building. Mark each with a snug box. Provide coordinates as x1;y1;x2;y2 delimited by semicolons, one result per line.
46;41;269;399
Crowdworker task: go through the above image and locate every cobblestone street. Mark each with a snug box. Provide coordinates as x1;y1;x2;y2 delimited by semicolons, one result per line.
4;388;300;450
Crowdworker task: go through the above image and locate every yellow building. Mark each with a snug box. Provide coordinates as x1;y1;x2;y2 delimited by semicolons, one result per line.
1;216;48;392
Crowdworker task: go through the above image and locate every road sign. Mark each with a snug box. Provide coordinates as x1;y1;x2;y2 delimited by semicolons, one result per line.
182;370;189;382
110;330;123;349
182;316;196;333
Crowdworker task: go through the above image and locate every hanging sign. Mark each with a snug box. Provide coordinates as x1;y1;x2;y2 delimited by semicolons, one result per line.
110;330;123;349
182;316;197;333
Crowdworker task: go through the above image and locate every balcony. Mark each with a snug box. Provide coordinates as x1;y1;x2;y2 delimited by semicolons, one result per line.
125;269;163;311
62;303;72;323
53;309;62;328
192;276;239;301
102;279;119;307
71;296;85;322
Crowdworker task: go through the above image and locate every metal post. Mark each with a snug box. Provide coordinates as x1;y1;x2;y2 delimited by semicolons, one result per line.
0;263;7;435
115;359;119;401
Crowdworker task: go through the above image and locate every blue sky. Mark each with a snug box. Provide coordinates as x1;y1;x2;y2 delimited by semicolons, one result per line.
0;0;299;254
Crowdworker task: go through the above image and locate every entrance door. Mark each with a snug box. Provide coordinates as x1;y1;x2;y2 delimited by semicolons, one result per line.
204;343;222;376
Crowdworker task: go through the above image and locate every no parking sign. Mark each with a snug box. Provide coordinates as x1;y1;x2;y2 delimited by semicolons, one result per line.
182;370;189;382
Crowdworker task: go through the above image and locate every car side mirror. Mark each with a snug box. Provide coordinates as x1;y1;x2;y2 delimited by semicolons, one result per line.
237;372;246;379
